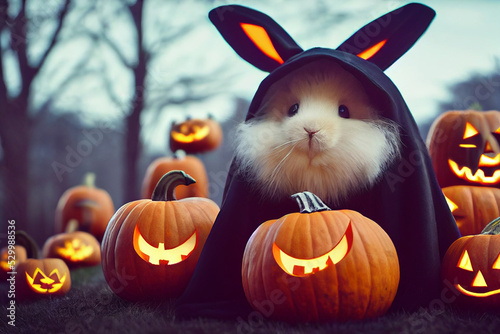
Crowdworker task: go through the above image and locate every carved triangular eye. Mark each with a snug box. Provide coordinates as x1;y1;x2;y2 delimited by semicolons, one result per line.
457;250;473;271
463;122;479;139
493;253;500;269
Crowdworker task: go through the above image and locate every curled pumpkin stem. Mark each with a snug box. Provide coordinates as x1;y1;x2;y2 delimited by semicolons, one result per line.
152;170;196;201
481;217;500;235
291;191;331;213
15;230;40;259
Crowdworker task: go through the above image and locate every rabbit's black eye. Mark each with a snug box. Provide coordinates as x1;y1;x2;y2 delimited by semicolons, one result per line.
338;105;350;118
287;103;299;117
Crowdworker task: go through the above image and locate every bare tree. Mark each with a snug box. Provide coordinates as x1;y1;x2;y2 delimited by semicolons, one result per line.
96;0;228;202
0;0;72;230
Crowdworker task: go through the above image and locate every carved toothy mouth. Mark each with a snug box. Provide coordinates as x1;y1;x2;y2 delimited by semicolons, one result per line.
133;225;197;265
448;159;500;184
171;125;210;143
56;240;94;262
272;222;353;277
26;268;66;294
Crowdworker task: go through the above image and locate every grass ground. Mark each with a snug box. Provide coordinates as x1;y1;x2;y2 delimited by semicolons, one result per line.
1;265;500;334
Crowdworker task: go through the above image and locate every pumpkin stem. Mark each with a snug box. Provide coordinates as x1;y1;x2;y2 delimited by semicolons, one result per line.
65;219;79;233
291;191;331;213
83;172;96;188
15;230;40;259
481;217;500;235
173;149;186;160
152;170;196;201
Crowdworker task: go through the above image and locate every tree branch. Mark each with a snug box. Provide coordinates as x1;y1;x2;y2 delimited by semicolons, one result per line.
147;23;197;55
35;0;71;75
100;32;133;69
33;39;100;122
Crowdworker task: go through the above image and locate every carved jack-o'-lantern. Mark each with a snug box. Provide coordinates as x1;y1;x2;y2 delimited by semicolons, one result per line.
427;110;500;188
169;116;222;154
0;245;27;280
141;150;209;200
441;217;500;308
242;192;399;322
102;171;218;301
443;186;500;236
55;173;115;241
42;231;101;268
15;258;71;302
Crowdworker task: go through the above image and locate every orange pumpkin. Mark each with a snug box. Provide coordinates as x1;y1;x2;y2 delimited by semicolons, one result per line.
0;245;27;280
15;258;71;302
42;231;101;268
427;110;500;188
102;171;219;301
443;186;500;236
55;173;115;241
441;217;500;309
242;191;399;322
141;150;209;200
169;116;223;154
2;230;40;280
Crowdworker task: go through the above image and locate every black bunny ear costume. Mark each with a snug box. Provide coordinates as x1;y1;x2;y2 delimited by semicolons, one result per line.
176;3;460;319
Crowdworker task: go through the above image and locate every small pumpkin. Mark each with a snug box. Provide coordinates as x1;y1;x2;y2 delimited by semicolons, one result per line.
15;258;71;302
242;191;400;322
1;230;39;280
42;231;101;268
427;110;500;188
169;116;223;154
441;217;500;309
55;173;115;241
141;150;209;200
443;185;500;236
102;170;219;301
0;245;27;280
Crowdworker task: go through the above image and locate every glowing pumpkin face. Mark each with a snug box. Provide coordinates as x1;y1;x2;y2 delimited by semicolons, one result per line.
26;267;67;293
272;222;353;277
133;225;197;265
15;259;71;302
101;171;218;301
169;117;223;154
242;192;400;322
0;245;27;280
442;218;500;308
443;186;500;236
42;231;101;268
427;110;500;188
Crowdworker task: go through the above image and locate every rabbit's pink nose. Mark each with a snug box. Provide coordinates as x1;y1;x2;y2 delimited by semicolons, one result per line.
304;128;319;138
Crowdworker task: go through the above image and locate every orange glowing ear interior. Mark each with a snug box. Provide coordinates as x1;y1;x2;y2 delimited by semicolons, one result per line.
495;127;500;134
463;122;479;139
445;195;458;213
357;40;387;60
457;250;473;271
493;253;500;269
240;23;284;64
